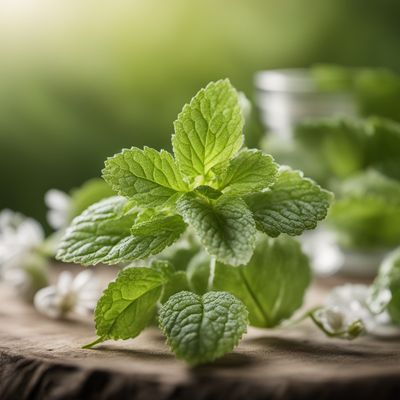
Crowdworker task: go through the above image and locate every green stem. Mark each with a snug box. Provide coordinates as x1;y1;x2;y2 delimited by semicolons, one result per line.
82;337;104;349
282;306;323;328
208;256;216;290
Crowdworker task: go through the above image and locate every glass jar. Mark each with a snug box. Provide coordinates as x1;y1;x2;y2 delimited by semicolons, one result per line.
254;68;358;139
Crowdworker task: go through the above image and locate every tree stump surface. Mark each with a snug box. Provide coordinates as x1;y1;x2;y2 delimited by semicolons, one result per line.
1;272;400;400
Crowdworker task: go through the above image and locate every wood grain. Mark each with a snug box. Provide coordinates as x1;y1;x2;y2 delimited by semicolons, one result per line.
1;271;400;400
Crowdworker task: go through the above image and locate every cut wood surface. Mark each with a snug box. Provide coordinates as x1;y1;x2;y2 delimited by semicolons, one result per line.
1;269;400;400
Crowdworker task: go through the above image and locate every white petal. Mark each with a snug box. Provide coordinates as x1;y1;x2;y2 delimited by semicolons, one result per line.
34;286;62;318
2;267;27;287
57;271;74;294
72;270;95;292
324;283;400;338
47;210;68;230
301;229;344;275
326;284;370;311
0;209;16;229
45;189;71;211
17;218;44;247
74;303;95;317
77;293;100;308
365;312;400;338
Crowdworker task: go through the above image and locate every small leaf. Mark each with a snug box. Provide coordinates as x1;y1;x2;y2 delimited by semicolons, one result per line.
244;169;333;237
176;193;257;266
131;214;186;237
57;197;185;265
102;147;188;207
213;236;311;327
159;291;248;365
172;79;244;180
87;266;171;347
218;149;278;194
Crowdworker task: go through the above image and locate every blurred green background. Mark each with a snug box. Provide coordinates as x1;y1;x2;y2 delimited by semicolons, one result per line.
1;0;400;226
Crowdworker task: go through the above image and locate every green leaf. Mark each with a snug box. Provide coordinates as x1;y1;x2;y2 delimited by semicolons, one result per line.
172;79;244;180
329;171;400;248
244;169;333;237
366;118;400;180
369;249;400;324
295;118;368;180
355;68;400;123
159;291;248;365
217;149;278;194
68;178;115;221
213;236;311;327
86;266;171;347
131;214;186;237
294;116;400;182
102;147;188;207
56;197;185;265
176;193;257;266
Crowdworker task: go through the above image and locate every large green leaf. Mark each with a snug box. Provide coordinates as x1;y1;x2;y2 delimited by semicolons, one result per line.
57;197;185;265
159;291;248;365
176;192;256;266
217;149;278;194
244;169;332;237
172;79;244;180
85;265;172;347
102;147;188;207
213;236;311;327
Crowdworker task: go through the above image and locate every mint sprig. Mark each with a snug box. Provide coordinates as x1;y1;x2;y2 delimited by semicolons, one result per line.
57;79;331;267
57;79;333;364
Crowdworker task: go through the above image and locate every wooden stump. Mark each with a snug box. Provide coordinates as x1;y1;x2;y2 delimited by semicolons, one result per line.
1;274;400;400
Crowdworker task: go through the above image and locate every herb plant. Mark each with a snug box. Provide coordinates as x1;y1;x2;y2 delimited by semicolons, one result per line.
265;111;400;251
57;79;332;365
294;117;400;249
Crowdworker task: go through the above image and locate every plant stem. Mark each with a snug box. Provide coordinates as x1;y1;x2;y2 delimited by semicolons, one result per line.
208;256;216;290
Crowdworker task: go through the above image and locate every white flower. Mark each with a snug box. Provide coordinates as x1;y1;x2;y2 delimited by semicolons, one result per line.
34;270;100;319
0;209;44;274
2;254;48;301
313;306;362;338
45;189;71;230
301;228;344;276
322;284;400;338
